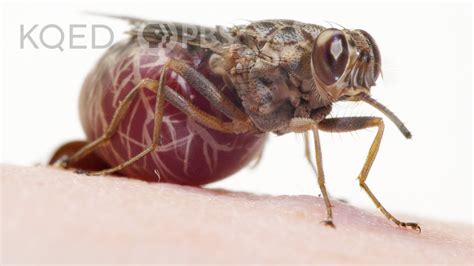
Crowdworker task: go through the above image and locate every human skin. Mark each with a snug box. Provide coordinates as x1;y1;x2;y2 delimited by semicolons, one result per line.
1;164;473;264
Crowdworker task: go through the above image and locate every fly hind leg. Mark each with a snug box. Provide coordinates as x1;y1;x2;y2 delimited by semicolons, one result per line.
165;58;252;126
57;64;170;176
57;59;257;176
88;68;170;176
318;117;420;232
56;78;162;170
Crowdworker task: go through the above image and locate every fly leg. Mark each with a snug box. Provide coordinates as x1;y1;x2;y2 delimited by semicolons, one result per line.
57;63;172;175
304;131;317;174
318;117;420;232
162;84;254;134
312;127;334;227
58;60;257;175
286;118;335;228
57;77;162;169
248;144;265;169
86;67;171;176
165;58;252;126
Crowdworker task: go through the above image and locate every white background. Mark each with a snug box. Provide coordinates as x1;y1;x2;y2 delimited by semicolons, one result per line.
1;0;472;224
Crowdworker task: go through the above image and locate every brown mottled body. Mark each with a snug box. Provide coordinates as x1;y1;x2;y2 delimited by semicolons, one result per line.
211;20;329;132
53;16;419;231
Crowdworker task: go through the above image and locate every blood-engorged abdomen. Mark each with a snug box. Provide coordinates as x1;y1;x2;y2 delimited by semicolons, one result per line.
79;39;267;185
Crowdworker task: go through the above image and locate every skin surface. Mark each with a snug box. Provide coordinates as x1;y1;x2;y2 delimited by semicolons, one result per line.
1;164;473;264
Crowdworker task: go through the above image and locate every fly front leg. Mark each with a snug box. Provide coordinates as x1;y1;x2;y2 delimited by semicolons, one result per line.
318;117;420;232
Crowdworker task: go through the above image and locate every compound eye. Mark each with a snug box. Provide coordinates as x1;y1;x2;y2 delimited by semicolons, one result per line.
358;29;381;81
312;29;349;85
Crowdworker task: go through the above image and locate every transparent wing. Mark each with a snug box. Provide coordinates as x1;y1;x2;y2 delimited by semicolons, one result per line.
86;12;234;49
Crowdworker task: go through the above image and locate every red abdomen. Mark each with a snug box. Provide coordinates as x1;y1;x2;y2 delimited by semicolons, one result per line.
79;40;267;185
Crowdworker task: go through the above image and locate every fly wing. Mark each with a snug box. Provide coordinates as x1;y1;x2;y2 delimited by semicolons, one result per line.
87;12;234;49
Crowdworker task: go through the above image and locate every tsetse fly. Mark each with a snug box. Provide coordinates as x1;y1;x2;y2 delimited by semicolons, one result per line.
51;16;420;231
